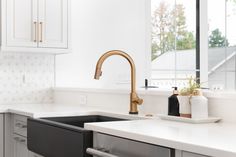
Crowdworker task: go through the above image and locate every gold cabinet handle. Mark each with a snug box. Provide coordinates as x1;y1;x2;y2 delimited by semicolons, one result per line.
39;22;43;42
33;22;37;42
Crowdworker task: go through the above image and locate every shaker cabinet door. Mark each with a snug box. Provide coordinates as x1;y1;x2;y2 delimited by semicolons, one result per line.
38;0;68;48
6;0;38;47
13;135;31;157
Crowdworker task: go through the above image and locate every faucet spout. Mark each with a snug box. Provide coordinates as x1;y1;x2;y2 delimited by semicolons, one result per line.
94;50;143;114
94;68;102;80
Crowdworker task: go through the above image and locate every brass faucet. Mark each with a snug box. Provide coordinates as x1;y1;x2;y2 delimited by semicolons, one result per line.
94;50;143;114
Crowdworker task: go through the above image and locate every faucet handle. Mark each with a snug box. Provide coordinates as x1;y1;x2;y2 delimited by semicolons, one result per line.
130;93;143;114
133;97;143;105
137;98;143;105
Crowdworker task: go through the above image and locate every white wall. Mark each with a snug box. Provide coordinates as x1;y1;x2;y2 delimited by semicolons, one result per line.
56;0;149;89
54;88;236;123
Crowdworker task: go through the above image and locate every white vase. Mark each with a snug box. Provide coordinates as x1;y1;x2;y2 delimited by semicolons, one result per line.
177;96;191;118
190;96;208;119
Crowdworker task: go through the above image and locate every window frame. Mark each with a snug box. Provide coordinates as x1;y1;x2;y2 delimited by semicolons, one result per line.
146;0;209;88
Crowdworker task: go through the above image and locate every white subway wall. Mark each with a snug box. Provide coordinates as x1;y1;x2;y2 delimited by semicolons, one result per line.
54;88;236;123
55;0;148;89
0;53;54;104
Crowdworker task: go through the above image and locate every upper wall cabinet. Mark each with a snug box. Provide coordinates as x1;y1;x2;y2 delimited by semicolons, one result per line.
38;0;68;49
0;0;70;54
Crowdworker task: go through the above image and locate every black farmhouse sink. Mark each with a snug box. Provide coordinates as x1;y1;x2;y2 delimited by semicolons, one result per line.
27;115;127;157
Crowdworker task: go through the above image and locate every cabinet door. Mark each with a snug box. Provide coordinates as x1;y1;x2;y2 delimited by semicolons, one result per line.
13;135;31;157
38;0;68;48
6;0;38;47
0;115;3;157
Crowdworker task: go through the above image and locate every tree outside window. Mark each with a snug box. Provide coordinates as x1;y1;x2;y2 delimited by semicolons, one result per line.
151;1;195;61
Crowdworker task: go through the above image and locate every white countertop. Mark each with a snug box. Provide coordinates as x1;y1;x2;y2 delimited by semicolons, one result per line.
85;119;236;157
0;103;147;119
1;103;236;157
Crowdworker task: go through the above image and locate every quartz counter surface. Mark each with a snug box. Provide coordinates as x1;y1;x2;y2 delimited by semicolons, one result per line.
0;103;235;157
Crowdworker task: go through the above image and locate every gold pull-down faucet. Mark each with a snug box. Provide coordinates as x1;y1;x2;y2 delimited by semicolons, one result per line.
94;50;143;114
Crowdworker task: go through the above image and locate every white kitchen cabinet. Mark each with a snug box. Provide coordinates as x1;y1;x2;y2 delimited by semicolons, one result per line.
4;114;44;157
4;114;13;157
1;0;70;54
13;114;27;137
38;0;68;48
0;114;3;157
13;135;31;157
6;0;38;48
13;134;43;157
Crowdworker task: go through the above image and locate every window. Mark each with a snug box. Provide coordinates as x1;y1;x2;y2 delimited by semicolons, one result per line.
151;0;198;88
208;0;236;90
150;0;236;90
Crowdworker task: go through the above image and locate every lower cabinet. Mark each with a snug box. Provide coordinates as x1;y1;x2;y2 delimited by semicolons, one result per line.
4;113;43;157
13;135;31;157
2;113;209;157
0;114;4;157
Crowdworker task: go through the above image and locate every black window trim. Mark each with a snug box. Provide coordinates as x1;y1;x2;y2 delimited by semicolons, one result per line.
196;0;200;84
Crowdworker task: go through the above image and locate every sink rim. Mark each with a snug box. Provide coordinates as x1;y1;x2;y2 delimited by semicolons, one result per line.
28;114;129;133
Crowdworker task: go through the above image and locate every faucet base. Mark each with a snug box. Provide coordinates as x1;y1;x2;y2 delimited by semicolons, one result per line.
129;111;138;115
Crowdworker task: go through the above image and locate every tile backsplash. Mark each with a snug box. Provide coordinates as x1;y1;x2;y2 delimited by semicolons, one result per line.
0;53;55;104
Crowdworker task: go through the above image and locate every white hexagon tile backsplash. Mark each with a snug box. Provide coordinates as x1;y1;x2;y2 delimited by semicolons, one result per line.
0;53;55;104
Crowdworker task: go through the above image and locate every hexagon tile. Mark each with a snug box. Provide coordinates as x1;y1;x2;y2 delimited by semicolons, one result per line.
0;52;55;104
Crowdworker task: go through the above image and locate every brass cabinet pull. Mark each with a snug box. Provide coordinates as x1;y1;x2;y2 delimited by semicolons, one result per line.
39;22;43;42
33;22;37;42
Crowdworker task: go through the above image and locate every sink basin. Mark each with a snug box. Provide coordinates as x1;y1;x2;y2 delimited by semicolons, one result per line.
43;115;126;128
27;115;127;157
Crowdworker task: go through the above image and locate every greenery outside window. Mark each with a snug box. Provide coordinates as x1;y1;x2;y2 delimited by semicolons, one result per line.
151;0;198;88
151;0;236;90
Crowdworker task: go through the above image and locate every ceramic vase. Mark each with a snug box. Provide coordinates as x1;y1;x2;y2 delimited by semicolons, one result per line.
190;96;208;119
177;96;191;118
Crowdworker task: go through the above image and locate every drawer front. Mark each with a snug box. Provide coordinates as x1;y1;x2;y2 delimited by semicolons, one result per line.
13;134;27;146
13;115;28;137
93;133;174;157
